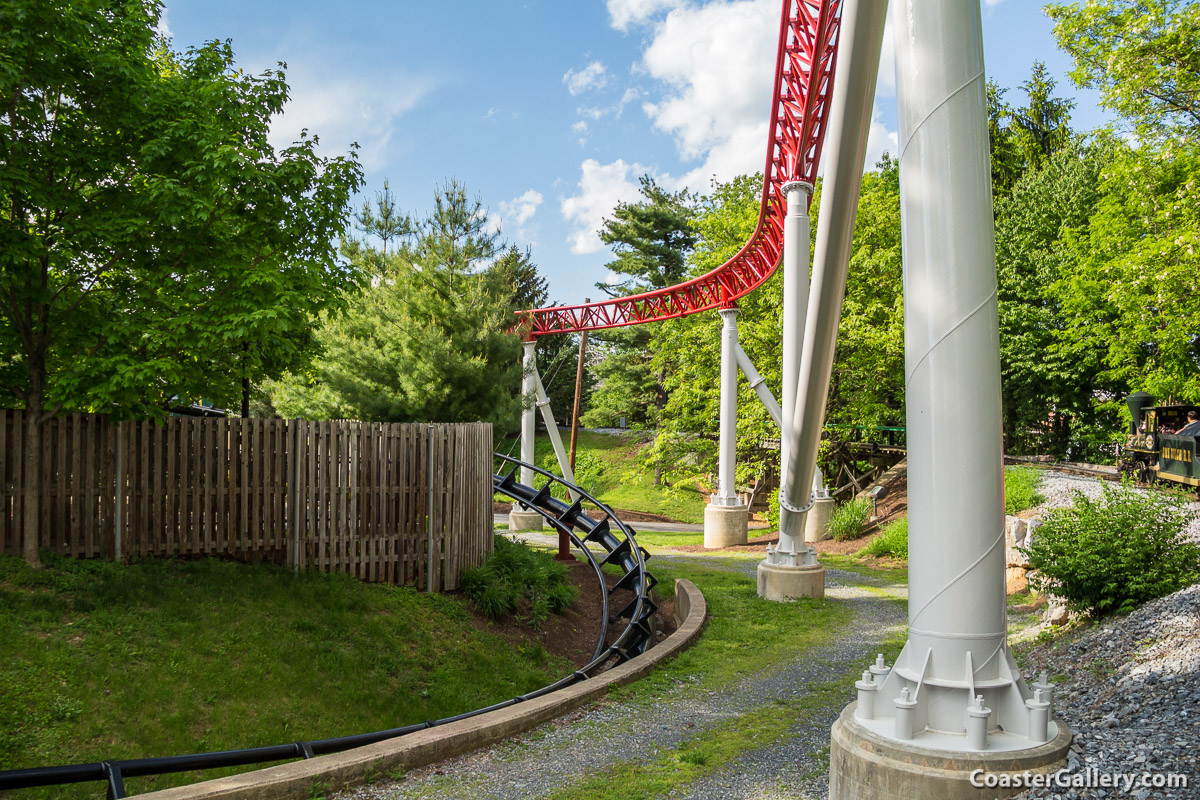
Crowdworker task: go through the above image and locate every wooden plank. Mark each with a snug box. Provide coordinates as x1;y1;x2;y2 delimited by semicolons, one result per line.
11;411;23;558
0;409;8;555
190;418;200;556
101;416;114;559
69;414;81;557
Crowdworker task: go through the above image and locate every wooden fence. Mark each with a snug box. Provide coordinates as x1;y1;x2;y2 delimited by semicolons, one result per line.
0;410;492;591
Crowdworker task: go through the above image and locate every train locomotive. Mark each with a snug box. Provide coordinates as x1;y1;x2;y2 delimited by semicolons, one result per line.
1118;392;1200;491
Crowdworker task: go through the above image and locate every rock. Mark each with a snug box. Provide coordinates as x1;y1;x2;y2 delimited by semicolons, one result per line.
1045;603;1070;626
1006;565;1029;595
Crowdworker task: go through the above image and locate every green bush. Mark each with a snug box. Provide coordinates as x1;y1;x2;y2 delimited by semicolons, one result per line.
461;537;578;628
1004;466;1044;514
829;497;873;541
859;517;908;559
1026;482;1200;615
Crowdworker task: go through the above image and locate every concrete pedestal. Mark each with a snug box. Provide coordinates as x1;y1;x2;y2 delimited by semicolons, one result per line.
703;503;748;548
756;561;825;600
804;496;835;543
829;703;1071;800
508;509;544;532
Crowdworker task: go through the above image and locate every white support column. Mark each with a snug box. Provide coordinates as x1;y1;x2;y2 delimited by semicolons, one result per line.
713;307;741;506
830;2;1069;796
510;340;544;531
520;341;537;485
780;180;813;512
533;371;579;500
704;307;748;548
734;344;781;428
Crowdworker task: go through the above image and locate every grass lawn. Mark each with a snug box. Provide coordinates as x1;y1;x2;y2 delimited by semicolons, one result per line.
0;555;573;799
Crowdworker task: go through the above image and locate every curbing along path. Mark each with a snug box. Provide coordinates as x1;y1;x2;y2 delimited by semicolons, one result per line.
135;580;707;800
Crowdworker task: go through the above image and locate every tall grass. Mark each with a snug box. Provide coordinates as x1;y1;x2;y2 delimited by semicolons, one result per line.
461;536;577;628
859;517;908;559
828;496;873;541
1004;466;1044;514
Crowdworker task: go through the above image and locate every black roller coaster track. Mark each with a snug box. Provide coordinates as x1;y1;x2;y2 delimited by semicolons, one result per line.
0;454;657;800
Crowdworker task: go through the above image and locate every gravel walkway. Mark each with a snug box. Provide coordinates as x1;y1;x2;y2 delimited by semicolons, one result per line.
333;558;906;800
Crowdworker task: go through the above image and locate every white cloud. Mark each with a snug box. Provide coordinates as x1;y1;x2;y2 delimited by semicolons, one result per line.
571;120;590;147
863;103;899;172
607;0;686;31
492;189;545;243
985;0;1006;6
877;14;896;98
561;159;649;254
639;0;779;190
577;87;642;121
563;61;609;95
267;64;437;171
154;6;172;38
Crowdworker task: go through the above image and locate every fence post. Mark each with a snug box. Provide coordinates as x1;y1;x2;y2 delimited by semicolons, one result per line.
426;424;434;593
113;421;124;562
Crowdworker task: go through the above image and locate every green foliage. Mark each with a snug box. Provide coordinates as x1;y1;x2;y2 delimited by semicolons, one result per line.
268;181;524;429
1004;466;1045;514
1054;141;1200;404
461;537;578;629
828;497;872;541
859;517;908;560
995;140;1116;458
0;0;362;418
0;555;571;798
1047;0;1200;142
1026;482;1200;615
987;63;1076;198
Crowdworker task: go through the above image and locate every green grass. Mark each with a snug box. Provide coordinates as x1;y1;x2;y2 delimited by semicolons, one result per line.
0;555;573;799
1004;465;1044;514
858;517;908;560
614;558;855;699
545;623;908;800
828;496;873;541
499;431;707;524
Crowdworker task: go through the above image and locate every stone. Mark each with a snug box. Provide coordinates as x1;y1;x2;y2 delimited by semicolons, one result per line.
1046;604;1070;626
1006;566;1029;595
703;502;748;548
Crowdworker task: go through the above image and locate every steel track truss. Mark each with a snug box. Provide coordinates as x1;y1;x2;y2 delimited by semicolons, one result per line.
517;0;842;338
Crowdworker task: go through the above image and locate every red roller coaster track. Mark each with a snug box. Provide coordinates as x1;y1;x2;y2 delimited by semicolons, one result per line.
517;0;843;339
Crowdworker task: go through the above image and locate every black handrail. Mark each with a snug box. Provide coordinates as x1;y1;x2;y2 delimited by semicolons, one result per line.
0;455;657;799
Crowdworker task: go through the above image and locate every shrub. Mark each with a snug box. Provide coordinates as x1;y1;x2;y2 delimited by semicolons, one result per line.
1004;466;1044;514
829;497;873;541
859;517;908;559
461;537;578;628
1026;482;1200;615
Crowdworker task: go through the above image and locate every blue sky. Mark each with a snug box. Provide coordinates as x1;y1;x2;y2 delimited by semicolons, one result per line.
159;0;1112;307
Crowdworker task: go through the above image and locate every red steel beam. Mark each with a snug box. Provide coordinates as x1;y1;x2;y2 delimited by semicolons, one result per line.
517;0;843;339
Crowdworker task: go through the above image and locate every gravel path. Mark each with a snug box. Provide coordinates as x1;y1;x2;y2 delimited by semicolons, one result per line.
333;559;906;800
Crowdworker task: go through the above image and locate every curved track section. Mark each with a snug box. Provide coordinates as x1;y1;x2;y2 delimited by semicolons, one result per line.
518;0;843;338
0;457;657;799
493;453;659;664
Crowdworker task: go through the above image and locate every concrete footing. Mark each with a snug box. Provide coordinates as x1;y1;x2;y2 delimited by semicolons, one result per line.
507;509;544;532
756;560;825;600
703;503;748;548
829;703;1072;800
804;496;835;543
